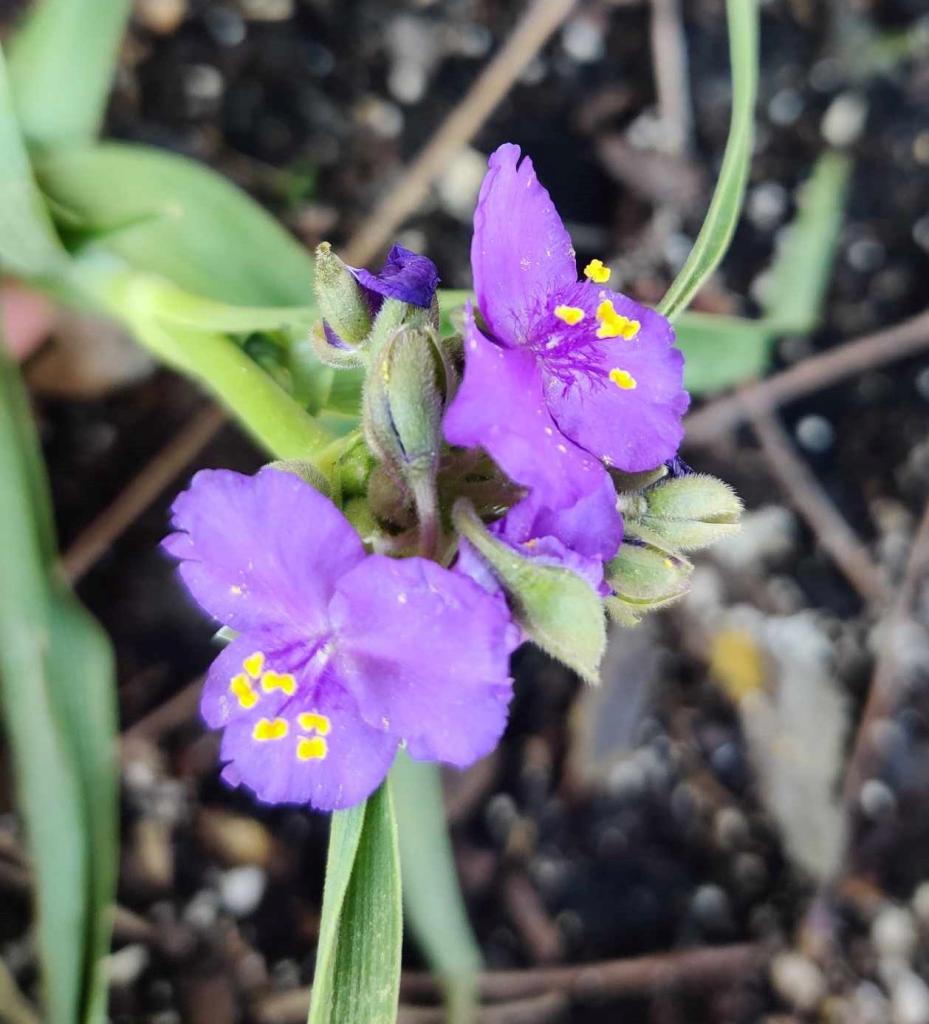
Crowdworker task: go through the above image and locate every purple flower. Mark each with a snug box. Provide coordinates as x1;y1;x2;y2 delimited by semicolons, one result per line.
444;143;689;513
457;475;623;599
350;243;440;309
163;467;515;811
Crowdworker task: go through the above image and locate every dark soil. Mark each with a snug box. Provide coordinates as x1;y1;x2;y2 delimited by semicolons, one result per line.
4;1;929;1022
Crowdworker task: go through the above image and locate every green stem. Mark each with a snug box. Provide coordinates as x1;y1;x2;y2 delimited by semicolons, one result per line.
75;263;339;466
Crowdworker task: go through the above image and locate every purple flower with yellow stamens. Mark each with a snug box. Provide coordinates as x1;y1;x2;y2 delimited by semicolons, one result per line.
163;467;516;811
444;143;689;514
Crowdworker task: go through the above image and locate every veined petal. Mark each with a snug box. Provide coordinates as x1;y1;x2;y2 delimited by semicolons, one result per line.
218;670;398;811
163;468;366;633
350;243;440;309
329;555;517;768
472;144;577;344
543;283;689;472
443;307;605;509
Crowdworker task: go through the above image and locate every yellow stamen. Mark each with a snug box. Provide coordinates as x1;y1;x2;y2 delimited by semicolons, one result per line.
298;711;332;736
554;304;585;325
584;258;611;283
595;299;640;340
253;717;289;741
230;674;258;710
297;736;328;761
609;368;637;390
261;670;297;696
243;652;265;678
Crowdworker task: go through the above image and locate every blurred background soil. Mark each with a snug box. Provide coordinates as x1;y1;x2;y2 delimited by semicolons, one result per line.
3;1;929;1022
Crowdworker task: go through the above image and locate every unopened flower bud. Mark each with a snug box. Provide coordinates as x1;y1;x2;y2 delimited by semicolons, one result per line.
453;500;606;684
364;326;450;556
267;458;331;497
640;474;742;551
314;242;372;346
605;543;693;625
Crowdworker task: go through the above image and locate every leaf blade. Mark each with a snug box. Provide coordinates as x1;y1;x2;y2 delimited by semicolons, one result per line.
7;0;132;150
658;0;760;321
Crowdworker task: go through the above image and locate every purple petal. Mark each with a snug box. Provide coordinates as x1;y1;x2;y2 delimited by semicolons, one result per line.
443;307;607;509
500;474;622;561
220;682;397;811
329;555;517;768
472;144;577;344
541;283;690;472
163;468;366;634
351;244;440;309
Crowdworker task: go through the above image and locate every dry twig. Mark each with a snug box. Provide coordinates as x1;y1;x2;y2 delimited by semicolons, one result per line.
684;309;929;447
61;405;226;583
343;0;577;267
748;405;890;605
842;498;929;807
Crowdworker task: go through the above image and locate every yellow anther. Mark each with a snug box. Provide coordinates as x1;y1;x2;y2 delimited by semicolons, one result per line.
596;300;639;340
609;368;637;390
230;674;258;710
554;304;585;325
243;652;265;678
297;736;328;761
297;711;332;736
584;258;611;283
253;717;289;741
261;671;297;696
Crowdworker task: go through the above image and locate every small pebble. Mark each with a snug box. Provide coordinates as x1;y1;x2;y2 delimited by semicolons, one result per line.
770;951;826;1012
873;905;918;962
562;16;605;64
239;0;293;19
847;237;885;273
768;88;804;126
911;216;929;254
821;92;868;147
747;182;789;230
911;881;929;925
203;7;246;46
691;884;733;933
106;944;150;987
860;778;897;820
795;414;835;454
136;0;187;34
714;807;750;849
218;866;266;917
892;970;929;1024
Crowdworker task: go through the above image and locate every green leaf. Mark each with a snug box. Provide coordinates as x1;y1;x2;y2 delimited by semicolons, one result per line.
308;781;402;1024
7;0;131;151
453;500;607;684
0;46;67;278
675;311;775;394
658;0;760;321
36;143;316;306
757;152;852;336
0;348;117;1024
393;756;480;1024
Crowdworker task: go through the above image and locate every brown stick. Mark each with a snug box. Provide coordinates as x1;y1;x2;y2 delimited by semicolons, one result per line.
121;677;203;743
253;944;762;1023
400;941;763;1003
748;405;890;605
61;405;226;583
684;309;929;446
342;0;577;267
842;498;929;807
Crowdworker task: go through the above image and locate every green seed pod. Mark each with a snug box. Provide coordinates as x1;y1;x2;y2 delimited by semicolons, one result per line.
605;543;693;625
639;474;743;551
314;242;372;346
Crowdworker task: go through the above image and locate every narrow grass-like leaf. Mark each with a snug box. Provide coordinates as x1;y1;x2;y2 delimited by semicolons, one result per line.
0;349;117;1024
36;143;315;306
7;0;131;150
757;153;852;336
658;0;759;321
308;781;402;1024
675;311;775;395
393;756;481;1024
0;47;67;278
